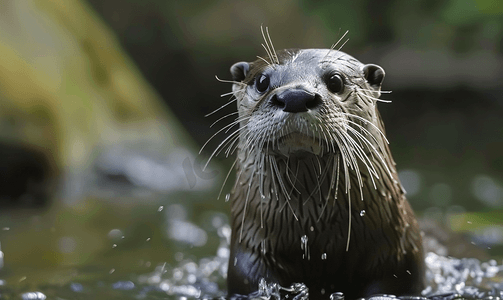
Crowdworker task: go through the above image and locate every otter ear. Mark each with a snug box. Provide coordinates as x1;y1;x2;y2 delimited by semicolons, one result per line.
363;64;385;88
230;62;250;82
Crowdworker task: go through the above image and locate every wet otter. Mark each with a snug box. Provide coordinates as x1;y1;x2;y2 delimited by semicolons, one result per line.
219;35;425;299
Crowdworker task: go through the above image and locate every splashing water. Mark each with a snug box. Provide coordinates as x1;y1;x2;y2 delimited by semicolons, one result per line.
135;220;503;300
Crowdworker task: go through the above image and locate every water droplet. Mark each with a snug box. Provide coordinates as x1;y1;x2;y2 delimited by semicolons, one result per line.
300;235;308;247
158;206;164;212
225;193;230;202
310;226;314;231
234;257;238;266
330;291;344;300
360;210;366;217
112;244;117;248
146;238;151;242
300;235;309;260
109;268;115;274
406;270;411;275
108;229;123;240
321;253;327;260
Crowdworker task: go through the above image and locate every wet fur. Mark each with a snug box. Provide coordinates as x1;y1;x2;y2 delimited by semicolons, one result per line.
209;33;425;299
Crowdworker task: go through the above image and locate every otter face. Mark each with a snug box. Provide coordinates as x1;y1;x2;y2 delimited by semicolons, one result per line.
230;49;386;157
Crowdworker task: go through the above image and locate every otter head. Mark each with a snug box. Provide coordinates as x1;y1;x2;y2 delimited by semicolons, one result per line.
230;49;386;159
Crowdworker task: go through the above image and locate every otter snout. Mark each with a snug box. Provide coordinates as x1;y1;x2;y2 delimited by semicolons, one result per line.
271;89;319;113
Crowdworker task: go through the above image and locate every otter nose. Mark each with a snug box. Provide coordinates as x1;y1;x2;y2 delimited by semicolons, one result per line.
272;89;317;113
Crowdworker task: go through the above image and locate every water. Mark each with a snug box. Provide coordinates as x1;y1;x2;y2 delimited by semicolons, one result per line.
1;208;501;299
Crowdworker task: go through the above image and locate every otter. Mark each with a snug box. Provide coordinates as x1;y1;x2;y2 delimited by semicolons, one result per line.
216;35;425;299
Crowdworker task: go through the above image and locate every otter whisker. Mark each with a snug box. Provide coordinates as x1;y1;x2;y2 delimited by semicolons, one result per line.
341;129;379;190
331;30;349;51
303;156;332;206
271;156;291;201
284;156;302;195
327;130;352;194
257;55;272;67
357;88;392;94
220;91;238;98
225;116;250;134
260;44;273;66
356;91;392;103
341;112;390;144
271;156;299;220
208;113;249;146
211;131;242;166
267;156;281;204
339;131;365;200
265;27;279;65
317;156;336;221
210;111;239;128
314;154;322;175
323;30;350;61
345;125;394;182
337;38;350;53
333;155;341;203
342;123;379;167
215;75;241;85
328;135;352;252
260;26;278;66
346;190;352;252
224;130;243;156
205;88;243;117
201;118;239;154
335;129;360;174
224;129;246;157
204;122;246;170
343;130;376;171
260;26;279;65
218;157;238;200
345;119;381;147
205;97;238;118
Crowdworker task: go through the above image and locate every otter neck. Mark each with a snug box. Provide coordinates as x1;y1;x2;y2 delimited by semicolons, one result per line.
232;144;396;227
230;139;415;248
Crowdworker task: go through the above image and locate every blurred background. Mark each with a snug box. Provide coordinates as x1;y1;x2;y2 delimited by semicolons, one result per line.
0;0;502;298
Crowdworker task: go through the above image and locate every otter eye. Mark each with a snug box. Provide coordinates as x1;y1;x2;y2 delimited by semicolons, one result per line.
326;74;344;94
255;73;270;93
